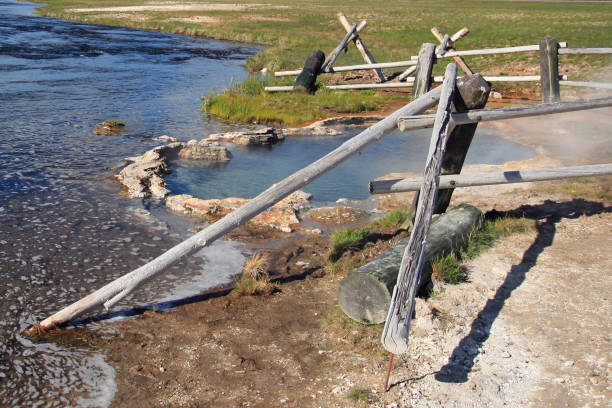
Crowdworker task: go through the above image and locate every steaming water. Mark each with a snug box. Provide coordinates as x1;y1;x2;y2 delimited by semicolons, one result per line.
0;1;536;406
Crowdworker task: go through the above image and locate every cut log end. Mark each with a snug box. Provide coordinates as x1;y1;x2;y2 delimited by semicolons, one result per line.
338;273;391;324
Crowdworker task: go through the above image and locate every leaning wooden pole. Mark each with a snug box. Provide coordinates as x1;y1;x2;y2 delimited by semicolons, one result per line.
25;87;444;334
382;63;457;355
370;163;612;194
396;96;612;131
322;24;358;72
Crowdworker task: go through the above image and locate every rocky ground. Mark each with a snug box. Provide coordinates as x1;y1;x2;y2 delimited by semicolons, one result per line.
46;90;611;407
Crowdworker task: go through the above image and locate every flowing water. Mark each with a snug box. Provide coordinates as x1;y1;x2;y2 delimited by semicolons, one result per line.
0;1;536;406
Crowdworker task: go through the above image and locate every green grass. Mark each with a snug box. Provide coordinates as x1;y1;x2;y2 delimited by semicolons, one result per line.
329;226;370;261
345;387;372;403
104;119;125;127
376;208;408;228
34;0;612;125
203;76;403;125
431;216;536;284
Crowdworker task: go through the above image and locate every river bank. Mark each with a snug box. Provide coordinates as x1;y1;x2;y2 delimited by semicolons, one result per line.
32;0;612;125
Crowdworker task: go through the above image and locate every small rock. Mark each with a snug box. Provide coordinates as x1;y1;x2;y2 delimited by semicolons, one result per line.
492;91;502;99
501;351;511;358
159;367;165;373
153;135;179;143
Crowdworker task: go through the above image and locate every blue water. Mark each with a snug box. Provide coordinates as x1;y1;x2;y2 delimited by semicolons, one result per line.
0;1;257;406
167;128;536;202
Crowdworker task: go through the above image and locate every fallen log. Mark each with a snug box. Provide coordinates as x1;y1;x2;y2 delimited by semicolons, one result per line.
338;203;483;324
294;50;325;94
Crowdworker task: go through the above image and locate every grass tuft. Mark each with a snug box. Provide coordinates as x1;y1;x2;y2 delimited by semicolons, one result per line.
233;252;278;296
376;209;408;228
345;387;372;403
431;253;465;284
329;227;370;262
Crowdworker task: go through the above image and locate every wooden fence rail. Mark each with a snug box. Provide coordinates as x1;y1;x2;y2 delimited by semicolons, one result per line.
265;74;568;92
369;164;612;194
397;96;612;131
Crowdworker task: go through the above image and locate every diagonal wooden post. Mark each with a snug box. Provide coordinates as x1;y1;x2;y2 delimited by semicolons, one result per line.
412;43;436;97
434;74;491;214
431;27;473;75
381;63;457;355
337;12;386;82
322;24;358;72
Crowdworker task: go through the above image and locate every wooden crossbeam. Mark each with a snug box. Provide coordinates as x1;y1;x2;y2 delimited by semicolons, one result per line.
431;27;473;75
337;12;386;82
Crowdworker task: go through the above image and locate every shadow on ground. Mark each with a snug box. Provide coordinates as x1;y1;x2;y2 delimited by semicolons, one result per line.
435;198;612;383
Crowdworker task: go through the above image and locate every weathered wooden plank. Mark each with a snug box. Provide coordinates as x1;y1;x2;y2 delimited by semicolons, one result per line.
560;81;612;90
397;96;612;131
25;86;444;334
558;48;612;55
274;60;417;77
337;12;386;82
435;74;490;213
381;63;457;355
322;24;357;72
369;164;612;194
412;43;436;97
338;204;483;324
413;42;568;59
431;27;473;75
540;36;561;103
294;50;325;94
398;65;417;81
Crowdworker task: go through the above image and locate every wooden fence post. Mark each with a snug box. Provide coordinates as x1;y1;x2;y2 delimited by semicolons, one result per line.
434;74;491;214
294;50;325;94
431;27;473;75
382;63;457;355
322;24;357;72
412;43;436;97
539;36;561;103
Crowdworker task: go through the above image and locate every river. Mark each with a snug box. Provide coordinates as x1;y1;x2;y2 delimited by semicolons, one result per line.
0;1;536;406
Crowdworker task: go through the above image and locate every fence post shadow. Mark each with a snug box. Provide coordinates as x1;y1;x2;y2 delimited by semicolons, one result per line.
435;198;611;383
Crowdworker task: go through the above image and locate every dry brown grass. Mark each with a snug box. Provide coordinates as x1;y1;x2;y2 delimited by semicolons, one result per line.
233;252;277;296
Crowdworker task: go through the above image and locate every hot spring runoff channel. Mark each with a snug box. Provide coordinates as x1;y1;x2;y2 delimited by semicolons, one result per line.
0;1;536;406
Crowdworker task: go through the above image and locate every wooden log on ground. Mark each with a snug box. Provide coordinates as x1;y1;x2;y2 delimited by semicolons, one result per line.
338;203;483;324
540;36;561;103
338;12;386;82
369;163;612;194
293;50;325;94
397;96;612;131
382;63;457;355
431;27;473;75
321;24;357;72
435;74;490;214
412;43;436;97
25;86;444;334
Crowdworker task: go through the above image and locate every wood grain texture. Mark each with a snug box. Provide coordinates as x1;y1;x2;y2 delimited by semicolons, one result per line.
381;63;457;355
337;12;386;82
412;43;436;97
